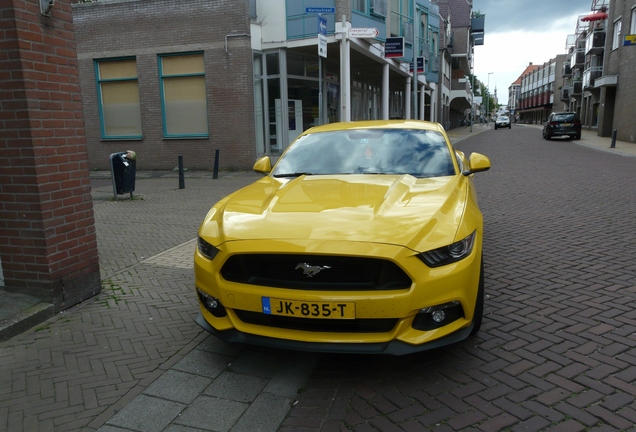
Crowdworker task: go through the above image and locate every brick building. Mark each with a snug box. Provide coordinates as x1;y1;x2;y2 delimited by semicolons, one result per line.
73;0;256;171
72;0;484;170
517;55;567;124
0;0;101;309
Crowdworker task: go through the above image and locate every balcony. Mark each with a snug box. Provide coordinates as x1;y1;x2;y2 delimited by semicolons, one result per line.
560;87;571;101
585;30;605;55
572;81;583;95
571;49;585;68
583;66;603;89
450;77;471;107
594;74;617;87
562;63;572;77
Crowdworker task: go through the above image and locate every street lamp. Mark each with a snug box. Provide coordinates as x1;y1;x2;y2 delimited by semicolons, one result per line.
487;72;493;122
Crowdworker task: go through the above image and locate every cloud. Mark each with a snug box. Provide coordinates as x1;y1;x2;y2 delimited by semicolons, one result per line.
473;0;591;33
471;0;592;106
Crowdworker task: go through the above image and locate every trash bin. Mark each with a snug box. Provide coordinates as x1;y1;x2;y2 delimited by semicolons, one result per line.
109;151;137;200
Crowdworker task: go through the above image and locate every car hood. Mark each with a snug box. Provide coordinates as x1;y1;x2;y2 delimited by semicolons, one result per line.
200;174;469;251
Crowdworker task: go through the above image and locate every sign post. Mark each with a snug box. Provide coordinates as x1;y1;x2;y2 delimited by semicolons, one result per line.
306;7;335;125
317;15;327;125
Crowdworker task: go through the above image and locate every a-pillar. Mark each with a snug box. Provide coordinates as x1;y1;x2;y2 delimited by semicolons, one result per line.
0;0;101;310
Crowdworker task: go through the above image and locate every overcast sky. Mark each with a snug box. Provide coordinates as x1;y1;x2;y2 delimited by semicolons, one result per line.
472;0;592;107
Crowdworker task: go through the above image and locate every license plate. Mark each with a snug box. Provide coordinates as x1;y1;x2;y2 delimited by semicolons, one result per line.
262;297;355;319
561;123;572;127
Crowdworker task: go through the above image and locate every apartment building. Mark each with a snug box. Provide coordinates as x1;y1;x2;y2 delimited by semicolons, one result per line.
72;0;479;170
596;0;636;141
512;0;634;142
517;55;567;124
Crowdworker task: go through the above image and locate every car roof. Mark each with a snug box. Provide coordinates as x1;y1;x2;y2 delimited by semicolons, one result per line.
300;120;446;135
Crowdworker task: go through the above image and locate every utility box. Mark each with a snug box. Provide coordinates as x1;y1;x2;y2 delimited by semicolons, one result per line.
109;151;137;200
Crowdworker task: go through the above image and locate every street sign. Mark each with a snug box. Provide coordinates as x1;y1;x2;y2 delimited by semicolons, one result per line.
318;15;327;58
318;15;327;36
624;34;636;46
384;37;404;58
306;7;336;14
348;27;379;38
409;57;424;73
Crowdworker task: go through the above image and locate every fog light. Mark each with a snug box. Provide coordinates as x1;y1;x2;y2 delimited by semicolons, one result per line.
197;289;227;318
431;309;446;323
412;301;464;331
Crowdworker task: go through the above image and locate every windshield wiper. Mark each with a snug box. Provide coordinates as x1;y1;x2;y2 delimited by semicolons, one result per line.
273;172;315;178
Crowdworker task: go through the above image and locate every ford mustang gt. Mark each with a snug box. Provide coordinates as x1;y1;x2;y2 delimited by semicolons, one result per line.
195;120;491;355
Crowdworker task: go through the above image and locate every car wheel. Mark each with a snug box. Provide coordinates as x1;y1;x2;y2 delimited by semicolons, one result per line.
574;134;581;140
470;257;484;335
545;133;552;140
494;125;498;130
508;125;511;129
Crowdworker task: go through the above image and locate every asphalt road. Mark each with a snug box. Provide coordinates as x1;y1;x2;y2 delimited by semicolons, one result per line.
279;125;636;431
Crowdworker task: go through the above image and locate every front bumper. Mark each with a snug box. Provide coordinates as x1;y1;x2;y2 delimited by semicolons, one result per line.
196;312;474;355
194;238;482;354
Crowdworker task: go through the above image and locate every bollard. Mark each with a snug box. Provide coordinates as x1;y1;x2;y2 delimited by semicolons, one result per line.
178;155;185;189
610;129;617;149
213;148;219;179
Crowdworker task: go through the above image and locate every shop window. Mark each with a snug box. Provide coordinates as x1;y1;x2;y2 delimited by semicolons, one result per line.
159;53;208;138
95;58;142;139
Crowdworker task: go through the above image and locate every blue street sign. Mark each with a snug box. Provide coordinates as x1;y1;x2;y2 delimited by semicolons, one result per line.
306;7;336;14
318;15;327;36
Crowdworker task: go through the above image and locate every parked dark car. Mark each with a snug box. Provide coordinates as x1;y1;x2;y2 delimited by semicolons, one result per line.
543;112;581;140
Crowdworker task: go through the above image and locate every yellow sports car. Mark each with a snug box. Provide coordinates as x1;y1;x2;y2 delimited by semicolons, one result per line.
195;120;491;355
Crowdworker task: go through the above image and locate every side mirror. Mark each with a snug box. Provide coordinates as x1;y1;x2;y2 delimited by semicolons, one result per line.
253;156;272;174
462;152;491;176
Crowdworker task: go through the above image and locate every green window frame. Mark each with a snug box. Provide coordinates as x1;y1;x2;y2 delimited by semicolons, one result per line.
94;58;142;139
158;52;208;138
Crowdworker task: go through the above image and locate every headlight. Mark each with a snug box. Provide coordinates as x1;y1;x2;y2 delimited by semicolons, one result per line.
197;236;219;260
418;231;476;267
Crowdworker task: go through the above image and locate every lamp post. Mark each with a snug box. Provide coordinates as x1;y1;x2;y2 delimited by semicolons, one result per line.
487;72;493;122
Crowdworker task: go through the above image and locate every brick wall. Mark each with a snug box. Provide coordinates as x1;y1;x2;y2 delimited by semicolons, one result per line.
0;0;101;309
73;0;256;171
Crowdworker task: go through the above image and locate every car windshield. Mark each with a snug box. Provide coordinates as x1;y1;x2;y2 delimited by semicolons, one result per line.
498;116;508;121
272;129;456;178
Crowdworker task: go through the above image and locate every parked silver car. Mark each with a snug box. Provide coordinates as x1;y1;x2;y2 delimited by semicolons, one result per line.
494;115;511;130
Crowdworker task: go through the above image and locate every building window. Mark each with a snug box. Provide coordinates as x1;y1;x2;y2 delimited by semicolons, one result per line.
353;0;387;16
352;0;366;13
95;58;142;139
612;19;621;49
159;53;208;138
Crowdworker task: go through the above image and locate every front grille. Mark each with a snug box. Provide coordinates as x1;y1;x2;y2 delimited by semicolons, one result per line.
221;254;412;291
234;310;398;333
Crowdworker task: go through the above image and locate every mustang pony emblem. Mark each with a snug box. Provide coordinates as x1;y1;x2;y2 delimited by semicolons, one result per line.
295;263;331;277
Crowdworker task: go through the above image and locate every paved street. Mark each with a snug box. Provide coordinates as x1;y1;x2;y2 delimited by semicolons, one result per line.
280;126;636;431
1;124;635;431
